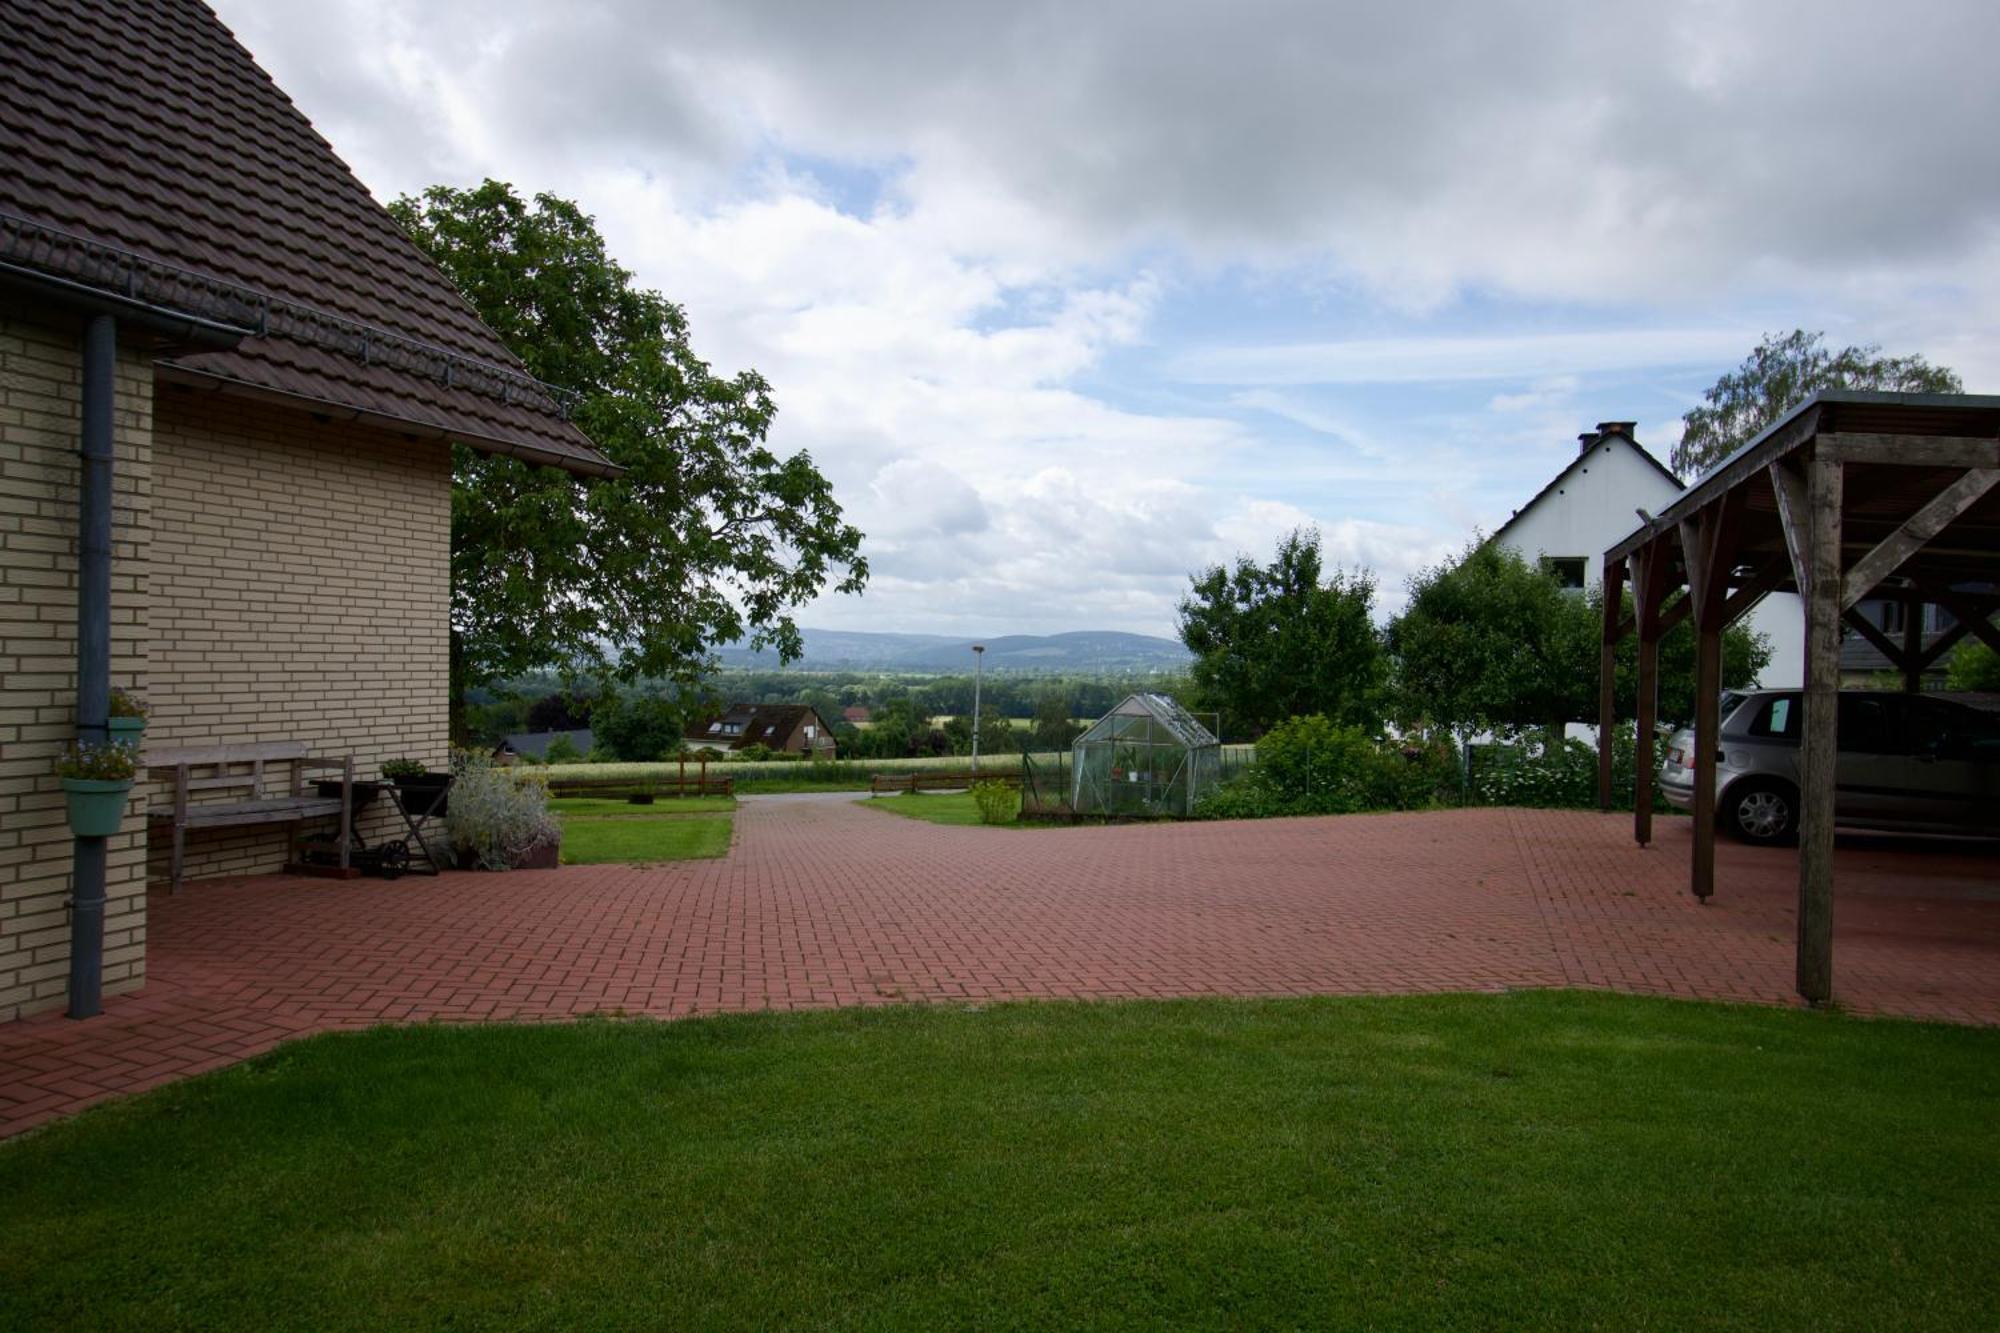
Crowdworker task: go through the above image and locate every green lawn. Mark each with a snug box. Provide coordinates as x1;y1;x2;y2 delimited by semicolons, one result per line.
2;993;1994;1328
549;796;736;817
557;807;734;863
864;789;1019;827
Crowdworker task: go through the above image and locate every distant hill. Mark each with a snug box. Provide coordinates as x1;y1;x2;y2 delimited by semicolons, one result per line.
716;628;1192;673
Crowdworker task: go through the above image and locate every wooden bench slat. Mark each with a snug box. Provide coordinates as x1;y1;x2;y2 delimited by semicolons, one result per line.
181;773;262;792
144;742;313;767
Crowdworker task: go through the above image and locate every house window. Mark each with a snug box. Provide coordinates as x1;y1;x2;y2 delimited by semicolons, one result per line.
707;722;721;733
1540;556;1587;590
1878;601;1906;635
804;725;816;739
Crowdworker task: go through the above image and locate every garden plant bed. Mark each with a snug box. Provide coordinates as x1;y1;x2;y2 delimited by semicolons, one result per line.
2;992;1994;1327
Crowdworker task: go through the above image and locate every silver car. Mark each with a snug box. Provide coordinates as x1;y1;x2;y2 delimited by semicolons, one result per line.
1658;689;2000;844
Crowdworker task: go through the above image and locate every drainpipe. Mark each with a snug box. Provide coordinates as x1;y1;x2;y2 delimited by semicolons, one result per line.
68;312;116;1019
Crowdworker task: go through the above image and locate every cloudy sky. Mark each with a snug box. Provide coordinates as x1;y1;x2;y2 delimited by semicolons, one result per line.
215;0;2000;638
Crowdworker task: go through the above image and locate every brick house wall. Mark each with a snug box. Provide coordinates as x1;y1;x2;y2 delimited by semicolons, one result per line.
0;317;155;1020
143;387;452;883
0;316;453;1021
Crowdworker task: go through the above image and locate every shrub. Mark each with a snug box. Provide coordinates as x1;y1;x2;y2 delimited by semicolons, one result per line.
381;757;429;779
1192;716;1458;819
1468;728;1668;812
542;734;582;764
57;740;139;782
736;743;773;762
445;751;560;871
971;780;1018;825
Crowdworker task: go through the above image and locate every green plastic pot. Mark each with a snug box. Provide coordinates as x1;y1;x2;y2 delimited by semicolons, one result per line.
107;717;146;742
63;777;133;837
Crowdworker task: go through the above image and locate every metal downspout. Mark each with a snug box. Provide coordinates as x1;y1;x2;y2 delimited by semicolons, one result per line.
68;313;115;1019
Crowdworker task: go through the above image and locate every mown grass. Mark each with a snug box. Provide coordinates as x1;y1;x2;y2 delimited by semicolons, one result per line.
2;993;1995;1329
556;800;736;860
864;790;1023;828
548;796;736;817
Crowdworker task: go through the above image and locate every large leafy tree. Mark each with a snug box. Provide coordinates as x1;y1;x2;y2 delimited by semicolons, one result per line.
1177;528;1386;738
1388;544;1771;736
390;181;866;720
1674;329;1960;478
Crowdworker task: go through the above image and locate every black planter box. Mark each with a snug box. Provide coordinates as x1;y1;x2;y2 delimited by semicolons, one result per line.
391;772;452;818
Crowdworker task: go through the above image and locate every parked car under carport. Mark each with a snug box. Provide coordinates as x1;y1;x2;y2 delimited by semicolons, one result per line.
1659;690;2000;844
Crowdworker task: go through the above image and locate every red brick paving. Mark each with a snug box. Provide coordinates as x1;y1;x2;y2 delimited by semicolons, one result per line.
3;798;1997;1137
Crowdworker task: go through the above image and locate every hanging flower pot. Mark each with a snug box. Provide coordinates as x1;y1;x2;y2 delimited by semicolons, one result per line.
106;688;148;742
57;739;139;837
63;778;134;836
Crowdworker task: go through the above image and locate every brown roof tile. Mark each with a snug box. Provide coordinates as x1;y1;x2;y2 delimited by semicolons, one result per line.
0;0;616;476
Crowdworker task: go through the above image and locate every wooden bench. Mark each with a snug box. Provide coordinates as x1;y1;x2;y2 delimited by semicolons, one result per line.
145;743;356;892
869;770;1023;795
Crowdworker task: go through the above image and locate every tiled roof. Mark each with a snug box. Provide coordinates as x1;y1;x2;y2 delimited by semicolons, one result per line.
0;0;616;476
687;704;835;748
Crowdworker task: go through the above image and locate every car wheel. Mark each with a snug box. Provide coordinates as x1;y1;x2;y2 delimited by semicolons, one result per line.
1723;780;1798;845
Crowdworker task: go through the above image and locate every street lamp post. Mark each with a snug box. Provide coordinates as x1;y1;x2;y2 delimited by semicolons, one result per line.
970;643;985;772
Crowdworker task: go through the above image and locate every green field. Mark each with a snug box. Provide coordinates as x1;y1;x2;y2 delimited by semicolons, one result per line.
543;752;1068;795
554;798;735;864
2;993;1993;1328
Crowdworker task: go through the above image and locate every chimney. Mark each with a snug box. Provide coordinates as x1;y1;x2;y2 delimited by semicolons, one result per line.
1596;420;1638;440
1576;431;1601;455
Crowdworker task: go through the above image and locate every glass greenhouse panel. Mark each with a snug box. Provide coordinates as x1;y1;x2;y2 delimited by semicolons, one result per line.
1069;693;1222;818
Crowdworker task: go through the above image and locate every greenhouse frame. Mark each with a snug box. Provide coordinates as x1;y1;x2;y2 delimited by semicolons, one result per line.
1070;693;1222;818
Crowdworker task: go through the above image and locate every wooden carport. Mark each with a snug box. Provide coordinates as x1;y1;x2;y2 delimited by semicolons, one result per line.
1595;391;2000;1004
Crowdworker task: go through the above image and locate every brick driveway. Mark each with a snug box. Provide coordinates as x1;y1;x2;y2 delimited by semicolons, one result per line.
4;797;1997;1136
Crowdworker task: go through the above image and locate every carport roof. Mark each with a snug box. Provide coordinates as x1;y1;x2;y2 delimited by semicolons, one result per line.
1605;391;2000;590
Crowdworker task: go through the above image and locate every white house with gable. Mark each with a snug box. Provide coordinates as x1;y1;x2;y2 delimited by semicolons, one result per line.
1491;421;1804;689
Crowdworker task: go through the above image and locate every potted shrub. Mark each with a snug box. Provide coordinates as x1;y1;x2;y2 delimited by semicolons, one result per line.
444;753;561;870
382;757;451;817
57;740;139;837
107;689;148;742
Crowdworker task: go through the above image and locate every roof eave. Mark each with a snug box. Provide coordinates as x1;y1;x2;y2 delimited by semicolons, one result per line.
155;362;626;479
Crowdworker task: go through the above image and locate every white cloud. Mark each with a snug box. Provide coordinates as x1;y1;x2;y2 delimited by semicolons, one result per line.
209;0;2000;638
1175;330;1757;387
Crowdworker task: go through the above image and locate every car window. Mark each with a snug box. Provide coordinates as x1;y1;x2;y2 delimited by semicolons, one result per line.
1904;697;1998;756
1747;695;1799;738
1837;696;1903;755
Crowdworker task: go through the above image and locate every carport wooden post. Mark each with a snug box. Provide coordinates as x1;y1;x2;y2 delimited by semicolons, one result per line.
1627;548;1663;847
1797;456;1844;1005
1676;498;1739;903
1901;587;1924;693
1597;556;1626;811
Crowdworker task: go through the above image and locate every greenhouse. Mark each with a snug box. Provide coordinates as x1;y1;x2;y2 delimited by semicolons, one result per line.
1070;693;1222;818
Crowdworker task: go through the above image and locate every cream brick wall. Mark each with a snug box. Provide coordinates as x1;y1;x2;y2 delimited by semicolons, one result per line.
146;385;452;884
0;316;154;1022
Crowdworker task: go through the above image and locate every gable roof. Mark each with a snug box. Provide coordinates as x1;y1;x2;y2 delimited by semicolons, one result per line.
1076;694;1219;749
1489;422;1682;546
686;703;834;746
0;0;616;477
499;728;594;759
